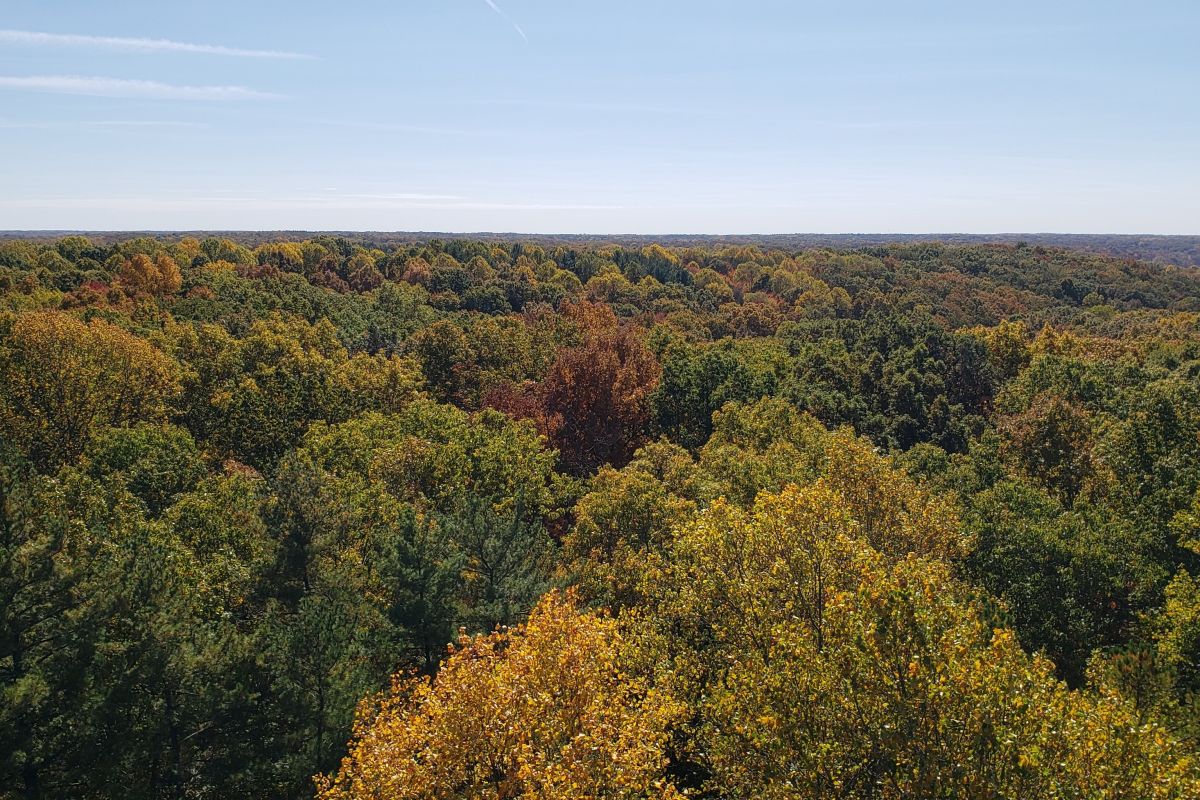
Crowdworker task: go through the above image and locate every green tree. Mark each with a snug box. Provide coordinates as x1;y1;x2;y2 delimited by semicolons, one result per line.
83;424;206;517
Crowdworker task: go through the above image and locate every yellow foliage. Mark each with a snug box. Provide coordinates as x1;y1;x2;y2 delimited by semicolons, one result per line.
964;317;1030;379
317;590;684;799
119;253;182;296
562;441;703;610
0;311;180;469
653;482;1200;798
336;352;424;414
819;428;966;561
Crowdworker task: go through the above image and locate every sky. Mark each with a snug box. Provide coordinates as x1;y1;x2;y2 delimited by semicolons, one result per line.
0;0;1197;233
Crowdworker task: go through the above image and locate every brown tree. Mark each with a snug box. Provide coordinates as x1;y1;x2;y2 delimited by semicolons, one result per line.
489;302;661;474
999;391;1097;507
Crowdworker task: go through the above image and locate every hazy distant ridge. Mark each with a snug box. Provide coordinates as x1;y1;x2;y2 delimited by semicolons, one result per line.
4;231;1197;267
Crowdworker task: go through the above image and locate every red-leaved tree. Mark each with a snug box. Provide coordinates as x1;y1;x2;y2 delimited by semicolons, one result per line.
488;302;660;474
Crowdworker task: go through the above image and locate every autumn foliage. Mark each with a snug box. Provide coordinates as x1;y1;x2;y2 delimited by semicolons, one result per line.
489;302;661;474
0;311;180;471
119;252;183;296
5;235;1200;799
653;484;1200;798
317;591;683;800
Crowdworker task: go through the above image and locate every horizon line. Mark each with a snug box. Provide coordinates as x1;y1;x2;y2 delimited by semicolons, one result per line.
1;229;1196;238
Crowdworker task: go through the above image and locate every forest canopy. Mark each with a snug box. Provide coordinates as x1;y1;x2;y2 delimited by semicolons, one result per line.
3;234;1200;798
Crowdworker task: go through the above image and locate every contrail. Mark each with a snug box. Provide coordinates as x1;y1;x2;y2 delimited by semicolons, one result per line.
0;75;280;100
0;29;314;59
481;0;528;41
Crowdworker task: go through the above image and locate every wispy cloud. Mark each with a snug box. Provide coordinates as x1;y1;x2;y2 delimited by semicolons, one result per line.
434;97;722;116
0;75;279;101
481;0;527;41
0;29;314;59
306;118;504;137
0;194;621;212
0;119;208;129
340;192;466;201
87;120;208;128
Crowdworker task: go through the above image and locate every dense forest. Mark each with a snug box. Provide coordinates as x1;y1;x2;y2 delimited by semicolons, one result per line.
7;230;1200;267
3;234;1200;798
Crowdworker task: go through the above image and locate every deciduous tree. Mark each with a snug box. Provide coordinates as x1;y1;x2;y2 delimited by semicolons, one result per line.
0;312;180;471
317;591;684;800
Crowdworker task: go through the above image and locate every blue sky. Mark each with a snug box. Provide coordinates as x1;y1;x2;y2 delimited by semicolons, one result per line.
0;0;1196;233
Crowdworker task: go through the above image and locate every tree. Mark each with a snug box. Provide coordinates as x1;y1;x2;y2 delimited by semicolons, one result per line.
969;318;1031;380
696;396;829;506
335;352;424;416
998;391;1097;507
651;336;786;450
964;478;1162;683
0;450;103;799
0;312;180;472
562;441;702;610
407;320;475;404
119;253;182;296
291;402;562;648
83;424;206;517
263;591;392;795
170;317;352;470
490;302;661;474
317;591;684;800
1151;494;1200;695
437;495;555;634
646;483;1200;799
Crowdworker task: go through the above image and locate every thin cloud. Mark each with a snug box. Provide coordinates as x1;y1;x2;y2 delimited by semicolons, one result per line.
0;75;280;101
306;118;503;137
481;0;528;41
344;193;466;201
435;97;722;116
87;120;209;128
0;29;314;59
0;194;621;212
0;120;209;130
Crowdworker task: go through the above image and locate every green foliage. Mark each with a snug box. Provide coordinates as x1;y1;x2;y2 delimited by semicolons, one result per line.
4;235;1200;798
964;479;1167;682
84;424;206;516
652;334;787;449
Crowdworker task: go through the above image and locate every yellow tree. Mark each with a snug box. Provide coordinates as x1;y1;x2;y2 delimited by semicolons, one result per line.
119;253;182;296
0;311;180;470
561;440;704;610
654;483;1200;799
965;318;1031;380
819;428;966;561
317;590;684;800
